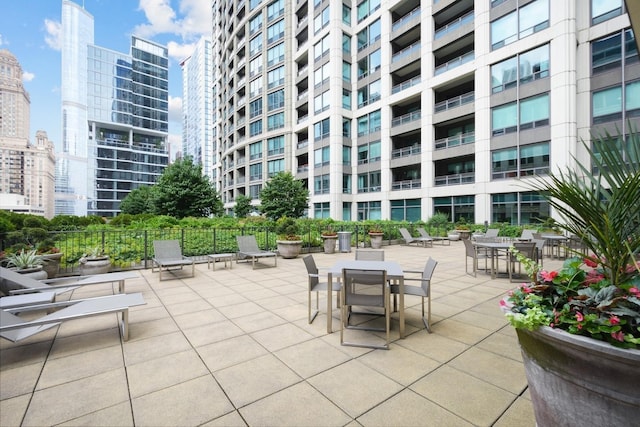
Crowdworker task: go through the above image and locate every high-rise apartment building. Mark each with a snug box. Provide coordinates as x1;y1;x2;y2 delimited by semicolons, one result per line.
0;50;56;218
57;0;169;217
211;0;639;224
181;37;216;181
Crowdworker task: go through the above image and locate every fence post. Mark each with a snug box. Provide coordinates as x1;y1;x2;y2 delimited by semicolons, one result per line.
144;230;148;269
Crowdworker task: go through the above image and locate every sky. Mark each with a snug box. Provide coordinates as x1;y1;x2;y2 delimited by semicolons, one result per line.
1;0;212;156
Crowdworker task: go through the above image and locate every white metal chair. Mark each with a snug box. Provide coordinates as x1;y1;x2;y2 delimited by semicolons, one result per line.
390;257;438;332
355;249;385;261
463;238;489;277
303;255;341;324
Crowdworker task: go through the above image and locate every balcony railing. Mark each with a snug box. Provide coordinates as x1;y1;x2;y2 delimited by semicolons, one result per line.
391;179;421;190
434;91;474;113
391;144;421;158
391;110;421;127
297;139;309;149
391;76;421;94
434;172;475;186
392;6;421;32
434;11;473;40
434;51;474;75
434;132;475;150
392;42;421;63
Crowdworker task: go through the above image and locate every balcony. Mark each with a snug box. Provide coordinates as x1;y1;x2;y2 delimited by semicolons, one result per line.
391;179;421;190
392;6;421;33
391;76;421;94
392;42;421;63
435;51;474;75
434;172;475;186
434;11;473;40
434;132;475;150
391;145;421;158
392;110;421;127
434;91;474;113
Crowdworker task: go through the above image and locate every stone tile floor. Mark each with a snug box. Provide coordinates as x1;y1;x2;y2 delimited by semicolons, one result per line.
0;242;564;426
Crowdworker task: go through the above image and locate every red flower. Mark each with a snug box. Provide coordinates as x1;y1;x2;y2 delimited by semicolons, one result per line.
584;270;605;285
611;331;624;342
630;287;639;297
583;256;598;268
540;270;558;282
609;315;620;325
575;312;584;322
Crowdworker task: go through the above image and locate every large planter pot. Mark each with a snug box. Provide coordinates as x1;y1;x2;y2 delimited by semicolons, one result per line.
79;257;112;275
322;236;337;254
41;252;64;278
369;233;383;249
516;326;640;427
12;266;48;280
276;240;302;259
455;230;471;240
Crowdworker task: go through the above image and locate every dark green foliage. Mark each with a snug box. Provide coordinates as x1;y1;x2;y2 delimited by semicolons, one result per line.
120;185;156;215
259;172;309;221
234;194;252;218
153;157;223;219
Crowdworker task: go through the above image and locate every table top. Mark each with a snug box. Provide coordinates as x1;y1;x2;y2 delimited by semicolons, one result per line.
541;234;568;240
207;253;235;258
328;260;404;277
473;241;514;249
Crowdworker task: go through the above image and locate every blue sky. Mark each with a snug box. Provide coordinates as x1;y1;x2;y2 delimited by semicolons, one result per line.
1;0;211;154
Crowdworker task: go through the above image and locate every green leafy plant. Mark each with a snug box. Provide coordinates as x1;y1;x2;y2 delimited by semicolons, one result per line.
6;249;44;270
275;217;301;241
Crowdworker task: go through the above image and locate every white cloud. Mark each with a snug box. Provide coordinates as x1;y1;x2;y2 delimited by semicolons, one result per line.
134;0;179;38
22;71;35;82
133;0;211;40
168;95;182;123
167;40;196;62
44;19;62;51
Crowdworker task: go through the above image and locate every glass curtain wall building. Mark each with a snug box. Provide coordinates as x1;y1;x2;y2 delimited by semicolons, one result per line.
212;0;639;224
57;0;169;217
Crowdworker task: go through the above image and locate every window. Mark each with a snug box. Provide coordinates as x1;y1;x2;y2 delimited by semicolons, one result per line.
343;118;351;138
357;170;381;193
357;79;381;107
267;0;284;22
314;202;330;218
249;163;263;181
390;199;421;222
250;13;263;36
314;63;330;87
434;195;475;223
314;6;330;34
250;55;263;77
357;140;381;164
342;4;351;25
342;33;351;55
520;94;549;129
314;146;330;166
268;158;284;177
492;192;549;225
626;81;640;117
491;0;549;50
267;135;285;155
267;66;284;89
250;78;263;98
492;103;517;135
492;142;549;179
357;19;381;50
592;0;623;25
314;118;330;140
342;146;351;165
342;61;351;83
592;30;638;74
593;86;622;123
249;119;262;136
314;174;330;194
249;184;261;199
492;44;550;93
357;201;382;220
250;98;263;118
267;89;284;110
357;0;381;22
342;174;351;193
342;89;351;109
267;112;284;130
343;202;352;221
314;90;330;113
267;43;284;67
314;35;330;61
250;33;263;56
250;142;263;160
267;20;284;44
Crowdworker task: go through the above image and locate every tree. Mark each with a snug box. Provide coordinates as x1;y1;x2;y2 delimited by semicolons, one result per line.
153;157;224;218
259;172;309;221
120;186;156;215
234;194;252;218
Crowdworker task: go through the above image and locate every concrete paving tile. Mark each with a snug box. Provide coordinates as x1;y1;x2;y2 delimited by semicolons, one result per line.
240;381;351;426
450;309;508;331
448;346;528;394
217;301;265;319
54;311;119;338
182;319;245;347
250;322;315;352
37;345;124;390
271;303;311;323
200;410;247;426
493;396;535;427
165;298;213;316
396;331;469;363
22;368;129;426
430;318;494;345
49;327;121;360
357;389;473;426
274;337;351;378
127;305;170;323
254;294;300;310
126;317;180;342
132;375;234;427
0;393;30;427
410;365;516;426
0;362;42;400
358;344;440;386
231;310;287;333
123;330;193;365
197;334;269;372
127;349;209;397
475;332;524;362
0;340;51;371
214;354;302;408
172;307;226;330
307;359;403;418
58;401;133;426
0;327;56;351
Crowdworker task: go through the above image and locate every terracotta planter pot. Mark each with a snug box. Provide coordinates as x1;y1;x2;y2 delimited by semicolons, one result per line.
516;326;640;427
276;240;302;259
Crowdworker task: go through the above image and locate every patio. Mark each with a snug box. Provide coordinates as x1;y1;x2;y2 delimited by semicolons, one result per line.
0;242;564;426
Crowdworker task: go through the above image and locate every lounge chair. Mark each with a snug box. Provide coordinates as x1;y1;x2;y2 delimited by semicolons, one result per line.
152;240;195;281
0;292;146;342
418;227;450;245
398;227;433;248
236;235;277;269
0;267;137;298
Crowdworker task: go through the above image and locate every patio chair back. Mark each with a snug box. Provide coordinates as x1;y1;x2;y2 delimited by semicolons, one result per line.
237;235;261;253
355;249;384;261
485;229;500;238
153;240;184;261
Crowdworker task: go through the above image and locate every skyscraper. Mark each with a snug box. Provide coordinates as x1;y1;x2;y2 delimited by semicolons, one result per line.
211;0;639;224
0;49;56;218
57;0;169;217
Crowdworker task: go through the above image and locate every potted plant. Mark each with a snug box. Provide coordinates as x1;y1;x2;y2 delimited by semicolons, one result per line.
275;217;303;259
368;225;384;249
5;249;47;279
79;246;112;275
321;226;338;254
37;238;63;278
500;133;640;426
454;218;471;239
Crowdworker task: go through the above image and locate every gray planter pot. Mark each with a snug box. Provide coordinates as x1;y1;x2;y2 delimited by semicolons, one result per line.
41;252;64;278
79;257;112;275
322;236;337;254
369;233;383;249
276;240;302;259
516;326;640;427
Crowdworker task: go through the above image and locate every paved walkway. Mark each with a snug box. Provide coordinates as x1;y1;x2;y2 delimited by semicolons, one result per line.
0;241;564;426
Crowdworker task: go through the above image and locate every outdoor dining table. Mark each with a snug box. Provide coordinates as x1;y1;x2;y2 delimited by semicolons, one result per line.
541;234;569;259
473;240;513;279
326;260;406;338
